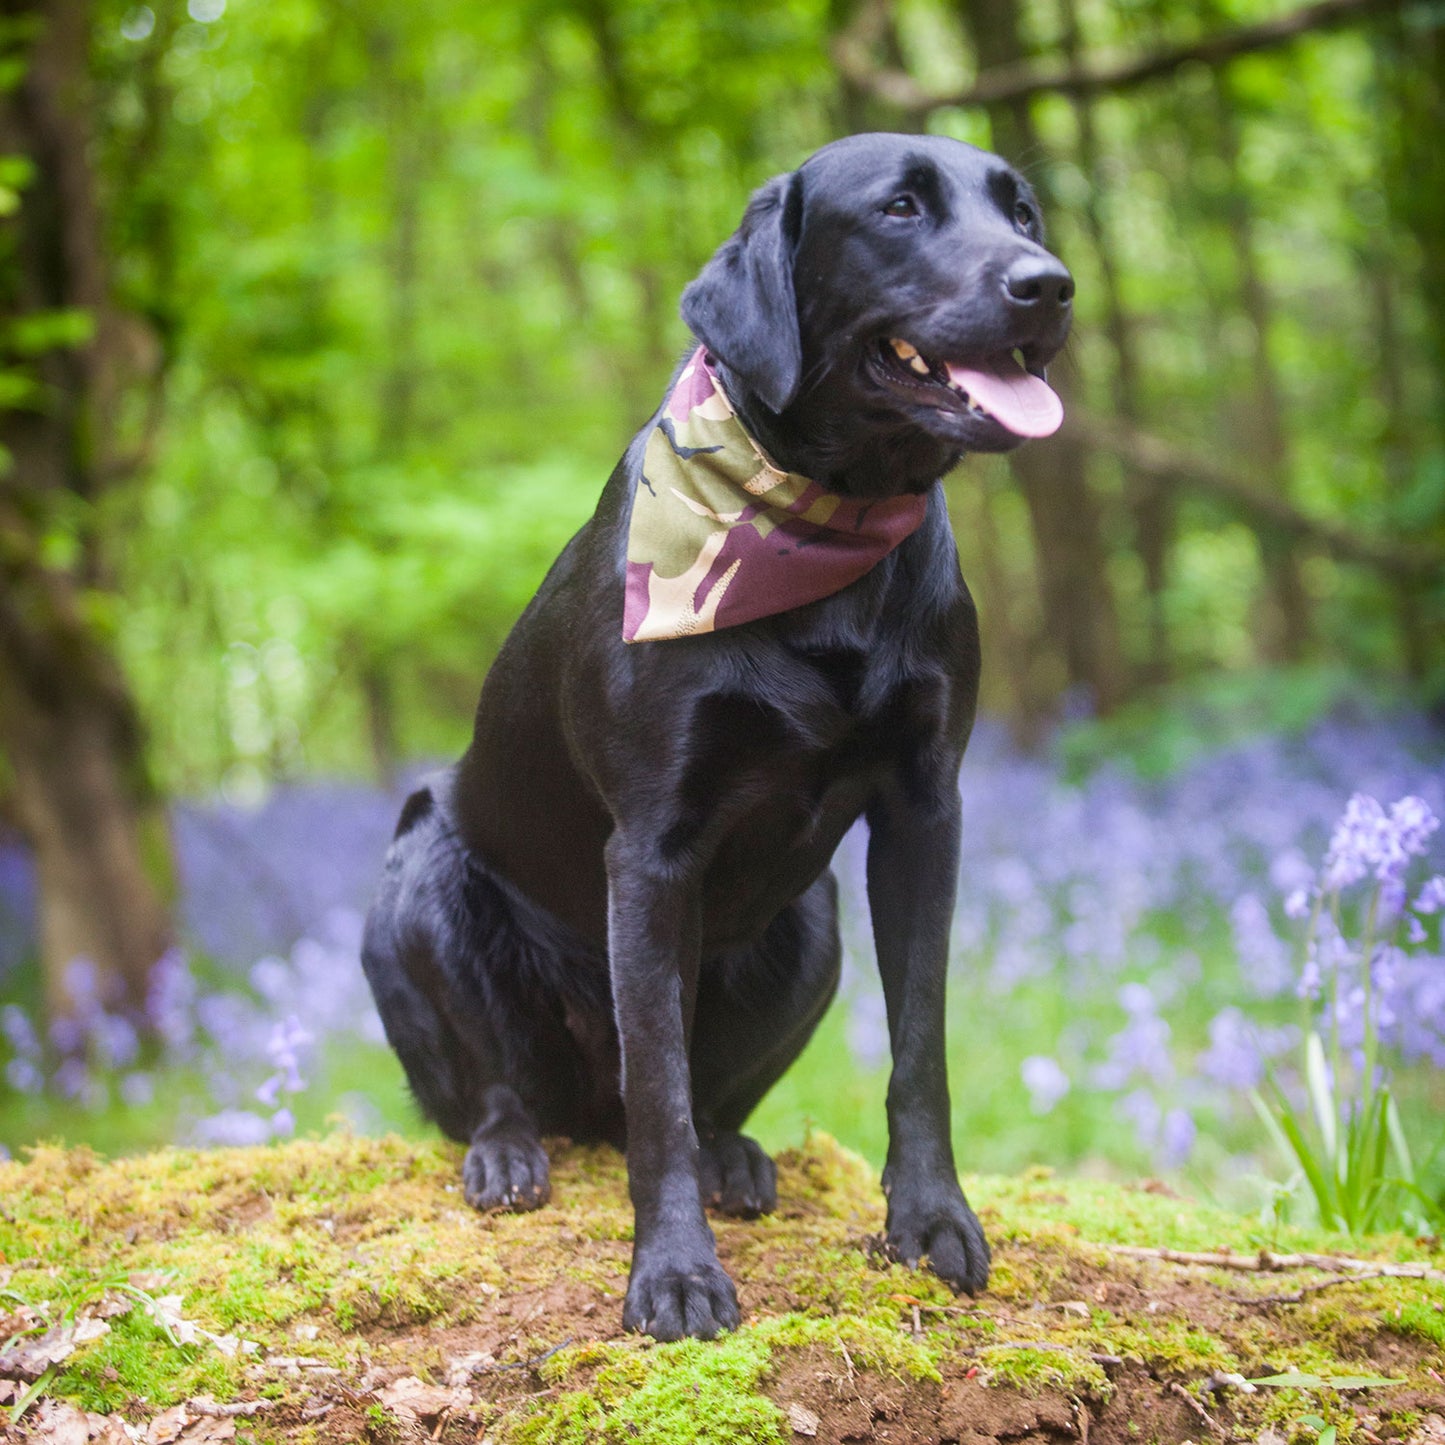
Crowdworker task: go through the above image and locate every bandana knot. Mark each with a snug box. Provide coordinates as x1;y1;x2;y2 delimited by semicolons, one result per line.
623;350;930;642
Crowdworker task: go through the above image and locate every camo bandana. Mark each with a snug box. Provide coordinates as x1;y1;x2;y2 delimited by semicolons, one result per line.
623;350;930;642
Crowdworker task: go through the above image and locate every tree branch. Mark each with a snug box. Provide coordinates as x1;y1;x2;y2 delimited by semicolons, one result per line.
1068;413;1441;580
833;0;1405;113
1106;1244;1445;1280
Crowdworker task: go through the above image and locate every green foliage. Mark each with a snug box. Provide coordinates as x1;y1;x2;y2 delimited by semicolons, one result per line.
25;0;1428;794
1055;667;1417;782
1252;862;1443;1237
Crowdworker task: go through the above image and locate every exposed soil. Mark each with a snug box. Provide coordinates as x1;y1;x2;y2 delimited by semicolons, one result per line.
2;1134;1443;1444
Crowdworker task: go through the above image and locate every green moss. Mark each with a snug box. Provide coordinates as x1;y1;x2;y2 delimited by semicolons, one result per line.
53;1309;241;1414
513;1332;785;1445
1098;1319;1239;1376
1392;1297;1445;1346
1;1131;1441;1441
755;1311;941;1382
977;1343;1111;1396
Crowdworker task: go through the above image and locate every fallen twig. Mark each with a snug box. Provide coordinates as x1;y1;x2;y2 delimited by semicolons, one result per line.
186;1397;275;1419
469;1337;574;1376
916;1304;1046;1331
1168;1380;1225;1437
1231;1270;1400;1305
1106;1246;1445;1281
964;1339;1124;1366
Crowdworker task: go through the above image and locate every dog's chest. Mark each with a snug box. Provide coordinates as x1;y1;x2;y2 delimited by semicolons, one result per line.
673;653;943;941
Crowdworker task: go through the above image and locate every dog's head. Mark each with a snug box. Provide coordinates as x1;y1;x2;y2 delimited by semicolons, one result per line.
681;133;1073;485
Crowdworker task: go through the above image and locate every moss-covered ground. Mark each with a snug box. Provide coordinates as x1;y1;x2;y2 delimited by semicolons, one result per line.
1;1132;1441;1443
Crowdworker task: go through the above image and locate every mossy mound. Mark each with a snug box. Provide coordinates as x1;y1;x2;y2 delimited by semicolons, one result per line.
1;1132;1442;1443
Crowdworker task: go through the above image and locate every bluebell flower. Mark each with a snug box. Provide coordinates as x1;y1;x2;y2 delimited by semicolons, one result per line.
1230;893;1292;997
1;1004;40;1059
1414;876;1445;915
1020;1055;1069;1114
5;1057;43;1095
1117;1088;1161;1148
1283;888;1312;920
845;988;888;1070
193;1109;272;1147
1161;1108;1196;1167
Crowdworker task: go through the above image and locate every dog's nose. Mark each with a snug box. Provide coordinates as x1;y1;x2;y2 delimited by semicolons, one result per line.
1002;254;1074;310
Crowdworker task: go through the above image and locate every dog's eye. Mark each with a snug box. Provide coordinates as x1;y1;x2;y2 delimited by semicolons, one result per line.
882;195;919;218
1013;201;1036;229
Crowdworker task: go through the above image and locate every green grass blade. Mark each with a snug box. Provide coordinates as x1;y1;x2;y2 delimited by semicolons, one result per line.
8;1364;57;1424
1304;1031;1338;1171
1256;1088;1338;1228
1384;1093;1416;1182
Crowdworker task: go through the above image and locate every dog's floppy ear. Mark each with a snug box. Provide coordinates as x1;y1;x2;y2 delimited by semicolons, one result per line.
680;170;803;415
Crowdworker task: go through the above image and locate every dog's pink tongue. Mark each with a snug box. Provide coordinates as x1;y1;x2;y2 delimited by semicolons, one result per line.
945;360;1063;438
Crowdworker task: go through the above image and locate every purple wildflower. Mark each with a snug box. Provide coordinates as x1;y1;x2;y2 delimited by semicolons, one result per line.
1093;984;1174;1089
1117;1088;1161;1148
1198;1007;1263;1090
1;1004;39;1060
1161;1108;1196;1167
4;1057;42;1095
1020;1055;1070;1114
146;948;199;1053
192;1109;273;1147
52;1056;104;1110
119;1071;156;1107
1391;796;1440;861
1414;876;1445;915
93;1014;140;1072
1322;793;1439;891
846;988;889;1070
1230;893;1292;997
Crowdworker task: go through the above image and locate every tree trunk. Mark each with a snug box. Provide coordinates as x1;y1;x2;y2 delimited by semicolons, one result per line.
955;0;1130;717
1058;0;1172;687
0;0;172;1020
1210;73;1312;664
1379;10;1445;456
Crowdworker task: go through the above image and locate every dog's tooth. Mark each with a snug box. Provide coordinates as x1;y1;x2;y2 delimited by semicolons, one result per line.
908;354;930;375
890;338;919;360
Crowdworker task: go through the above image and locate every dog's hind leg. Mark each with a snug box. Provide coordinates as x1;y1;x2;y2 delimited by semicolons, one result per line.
361;778;556;1212
687;870;842;1217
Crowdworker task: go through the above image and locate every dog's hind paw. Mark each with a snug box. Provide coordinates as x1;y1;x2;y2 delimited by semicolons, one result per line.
698;1131;777;1218
462;1131;551;1213
623;1257;740;1341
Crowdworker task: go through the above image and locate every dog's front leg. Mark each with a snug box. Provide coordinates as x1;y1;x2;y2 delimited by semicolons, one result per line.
606;834;741;1341
866;783;991;1295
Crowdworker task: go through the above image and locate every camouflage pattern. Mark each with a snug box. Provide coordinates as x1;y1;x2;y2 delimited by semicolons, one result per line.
623;350;929;642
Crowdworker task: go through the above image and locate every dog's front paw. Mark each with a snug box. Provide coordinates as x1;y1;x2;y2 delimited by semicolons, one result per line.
623;1254;741;1341
462;1130;551;1213
885;1175;991;1296
698;1131;777;1218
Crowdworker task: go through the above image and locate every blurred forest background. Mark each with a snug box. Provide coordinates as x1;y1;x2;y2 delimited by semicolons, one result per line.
0;0;1443;1205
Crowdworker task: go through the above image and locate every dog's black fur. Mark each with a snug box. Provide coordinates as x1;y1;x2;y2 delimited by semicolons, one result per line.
361;133;1073;1342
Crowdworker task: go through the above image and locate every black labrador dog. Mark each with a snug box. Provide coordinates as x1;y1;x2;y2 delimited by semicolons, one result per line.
361;132;1072;1342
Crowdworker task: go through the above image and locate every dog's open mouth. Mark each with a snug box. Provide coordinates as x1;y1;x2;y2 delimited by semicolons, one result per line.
878;337;1063;439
